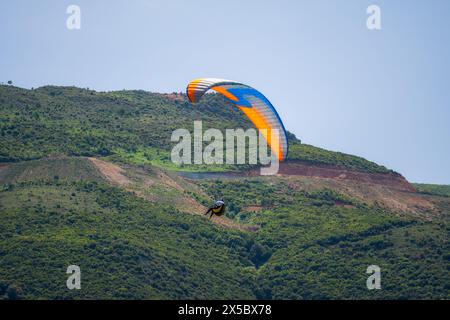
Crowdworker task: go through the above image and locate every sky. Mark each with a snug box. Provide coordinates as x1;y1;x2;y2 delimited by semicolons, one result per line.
1;0;449;184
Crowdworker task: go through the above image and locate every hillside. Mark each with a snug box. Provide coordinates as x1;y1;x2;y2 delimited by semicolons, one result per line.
414;183;450;197
0;85;449;300
0;85;390;174
1;157;449;299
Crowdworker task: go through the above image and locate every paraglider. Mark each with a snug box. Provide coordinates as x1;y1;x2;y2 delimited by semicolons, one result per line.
186;78;289;162
205;199;225;219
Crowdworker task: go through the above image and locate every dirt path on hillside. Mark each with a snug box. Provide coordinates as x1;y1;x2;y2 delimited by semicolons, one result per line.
88;157;131;186
88;157;440;221
242;161;417;192
283;175;437;219
88;157;257;231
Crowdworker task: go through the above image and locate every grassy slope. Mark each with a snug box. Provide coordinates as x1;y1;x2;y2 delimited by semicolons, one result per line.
0;85;448;299
0;85;390;173
0;157;105;184
0;179;259;299
199;178;450;299
413;183;450;197
288;142;391;173
1;159;448;299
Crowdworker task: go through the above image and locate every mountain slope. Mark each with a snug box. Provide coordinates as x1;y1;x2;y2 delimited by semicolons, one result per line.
1;156;449;299
0;179;258;299
0;85;449;300
0;85;390;174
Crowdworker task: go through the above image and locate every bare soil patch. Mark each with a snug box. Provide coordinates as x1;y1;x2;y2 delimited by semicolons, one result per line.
88;157;131;186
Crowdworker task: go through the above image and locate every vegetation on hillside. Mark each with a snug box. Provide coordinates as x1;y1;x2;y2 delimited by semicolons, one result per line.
0;85;448;300
0;85;389;173
288;142;391;173
197;177;450;299
0;180;260;299
1;166;448;299
0;157;105;184
413;183;450;197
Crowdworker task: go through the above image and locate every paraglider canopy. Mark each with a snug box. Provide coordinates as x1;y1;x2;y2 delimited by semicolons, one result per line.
186;78;289;161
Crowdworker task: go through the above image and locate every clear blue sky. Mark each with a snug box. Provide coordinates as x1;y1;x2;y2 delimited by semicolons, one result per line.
1;0;449;184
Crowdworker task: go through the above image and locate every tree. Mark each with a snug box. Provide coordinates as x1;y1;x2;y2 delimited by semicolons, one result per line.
7;80;12;85
249;243;272;268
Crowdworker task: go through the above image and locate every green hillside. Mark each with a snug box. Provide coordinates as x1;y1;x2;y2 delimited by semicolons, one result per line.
200;178;450;299
0;85;389;173
0;179;256;299
0;85;449;300
0;156;105;184
0;158;448;299
413;183;450;197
